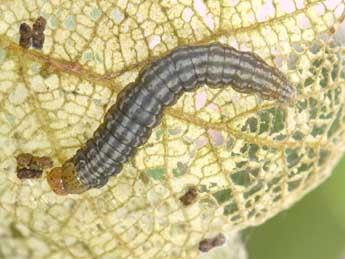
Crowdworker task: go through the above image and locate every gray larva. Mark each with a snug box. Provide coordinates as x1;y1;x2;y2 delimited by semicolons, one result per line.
47;43;296;195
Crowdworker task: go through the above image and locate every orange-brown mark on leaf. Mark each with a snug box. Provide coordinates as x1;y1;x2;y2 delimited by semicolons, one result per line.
16;153;53;179
19;23;32;49
47;161;89;195
179;186;198;206
49;59;84;73
198;233;226;253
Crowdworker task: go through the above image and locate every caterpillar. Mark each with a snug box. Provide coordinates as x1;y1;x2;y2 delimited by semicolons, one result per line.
47;43;296;195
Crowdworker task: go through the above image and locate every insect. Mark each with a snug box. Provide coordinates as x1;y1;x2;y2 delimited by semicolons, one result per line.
19;23;32;49
32;16;46;49
47;43;296;195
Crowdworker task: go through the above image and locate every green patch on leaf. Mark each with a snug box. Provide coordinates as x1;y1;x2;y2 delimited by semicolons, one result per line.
286;148;302;168
147;167;165;181
268;177;280;188
243;182;264;199
331;64;339;81
172;161;188;177
296;162;313;175
309;97;318;119
90;8;102;21
312;58;323;67
248;144;259;161
320;67;329;88
168;127;181;135
213;188;232;204
6;114;16;126
224;202;238;216
230;170;251;187
318;149;330;166
288;179;302;191
327;108;342;138
304;77;314;87
64;15;76;30
155;129;163;140
292;130;305;140
241;117;258;133
259;108;286;134
50;15;59;28
311;124;327;137
83;51;94;61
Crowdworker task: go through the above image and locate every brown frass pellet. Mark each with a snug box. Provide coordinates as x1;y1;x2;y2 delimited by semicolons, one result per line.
198;233;226;252
179;186;198;206
16;153;53;180
19;23;32;49
32;16;46;50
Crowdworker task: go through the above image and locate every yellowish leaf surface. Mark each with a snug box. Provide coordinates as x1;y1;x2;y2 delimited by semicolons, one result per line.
0;1;344;258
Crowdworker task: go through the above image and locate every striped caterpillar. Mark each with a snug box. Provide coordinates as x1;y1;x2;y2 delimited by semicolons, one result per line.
47;43;296;195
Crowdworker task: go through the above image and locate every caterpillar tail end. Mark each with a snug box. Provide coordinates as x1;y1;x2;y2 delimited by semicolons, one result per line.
47;161;89;195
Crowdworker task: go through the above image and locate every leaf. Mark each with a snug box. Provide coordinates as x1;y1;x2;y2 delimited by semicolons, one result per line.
0;1;344;258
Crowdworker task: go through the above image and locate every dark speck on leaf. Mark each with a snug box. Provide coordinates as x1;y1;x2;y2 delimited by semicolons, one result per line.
19;23;32;49
33;16;46;32
17;168;43;179
198;233;226;252
32;16;46;50
179;186;198;206
16;153;53;179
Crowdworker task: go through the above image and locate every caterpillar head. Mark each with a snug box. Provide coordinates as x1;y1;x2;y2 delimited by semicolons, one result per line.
47;161;88;195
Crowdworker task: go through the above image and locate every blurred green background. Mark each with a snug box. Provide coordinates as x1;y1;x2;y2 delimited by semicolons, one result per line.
245;155;345;259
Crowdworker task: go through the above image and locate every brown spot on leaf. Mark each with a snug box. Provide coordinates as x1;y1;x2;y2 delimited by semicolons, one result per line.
198;233;226;253
19;23;32;49
16;153;33;168
16;153;53;179
179;186;198;206
32;32;45;50
32;16;46;50
33;16;46;32
19;17;46;50
17;168;43;179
